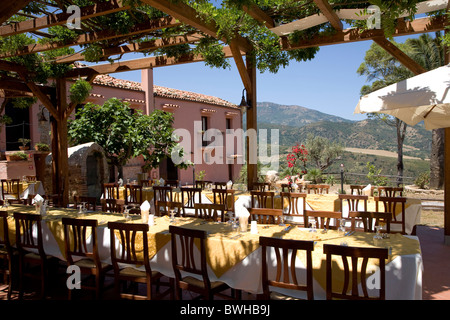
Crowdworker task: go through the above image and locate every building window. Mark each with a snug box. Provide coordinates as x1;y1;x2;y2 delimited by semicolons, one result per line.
201;116;208;147
226;118;232;130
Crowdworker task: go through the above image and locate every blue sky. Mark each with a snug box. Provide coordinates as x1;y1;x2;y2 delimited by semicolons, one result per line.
112;34;419;122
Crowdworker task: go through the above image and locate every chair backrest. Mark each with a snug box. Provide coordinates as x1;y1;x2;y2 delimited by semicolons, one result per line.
101;198;125;213
62;218;100;267
304;210;341;229
125;184;142;205
102;183;119;200
260;236;315;300
250;191;275;209
374;196;406;234
169;225;209;286
280;192;306;216
377;187;403;197
140;179;153;187
153;186;173;202
1;179;20;199
323;244;388;300
248;208;283;224
108;222;150;274
194;203;225;222
253;182;271;192
155;201;183;216
195;180;212;190
0;211;12;256
339;194;368;212
349;185;365;195
306;184;329;194
73;195;97;211
165;180;179;187
25;175;37;182
213;182;231;189
14;212;45;257
212;188;235;212
180;187;202;209
348;211;392;233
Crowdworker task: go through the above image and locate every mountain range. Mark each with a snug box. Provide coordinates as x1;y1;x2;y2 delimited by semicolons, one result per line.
256;101;432;160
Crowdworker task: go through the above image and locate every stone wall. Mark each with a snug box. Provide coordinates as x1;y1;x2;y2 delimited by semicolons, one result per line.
44;142;109;202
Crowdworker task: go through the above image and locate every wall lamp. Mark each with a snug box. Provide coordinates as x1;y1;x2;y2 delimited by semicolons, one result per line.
239;88;252;112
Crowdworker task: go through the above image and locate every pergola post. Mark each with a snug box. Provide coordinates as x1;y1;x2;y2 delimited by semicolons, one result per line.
246;55;257;191
445;128;450;245
56;78;69;207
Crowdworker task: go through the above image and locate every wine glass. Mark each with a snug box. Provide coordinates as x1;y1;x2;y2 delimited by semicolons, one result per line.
309;217;317;233
169;209;176;224
123;205;131;222
338;218;346;235
279;214;286;227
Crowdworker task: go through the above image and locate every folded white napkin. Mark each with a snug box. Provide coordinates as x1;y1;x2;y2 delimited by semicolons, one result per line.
226;180;233;188
118;178;123;187
33;194;44;204
362;184;372;196
159;178;165;186
140;200;150;211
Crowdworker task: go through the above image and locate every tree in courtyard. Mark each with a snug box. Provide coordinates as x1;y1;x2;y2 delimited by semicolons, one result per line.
68;97;189;181
304;133;343;172
357;32;446;187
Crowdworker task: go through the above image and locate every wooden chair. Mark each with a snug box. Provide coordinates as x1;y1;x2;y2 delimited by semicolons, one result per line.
323;244;388;300
260;236;315;300
153;186;174;202
349;185;365;195
194;203;226;222
180;187;202;217
25;175;36;182
213;182;227;189
281;184;293;192
165;180;179;187
195;180;212;190
280;192;306;218
248;208;283;225
306;184;330;194
1;179;21;204
101;199;125;213
73;195;97;211
375;196;407;234
124;184;143;206
140;179;153;187
102;183;120;200
253;182;271;192
250;191;275;209
304;210;341;230
108;222;172;300
155;201;183;217
169;225;235;300
62;218;113;299
0;211;14;299
212;188;236;213
378;187;403;197
44;193;63;207
348;211;392;233
14;212;57;299
339;194;368;213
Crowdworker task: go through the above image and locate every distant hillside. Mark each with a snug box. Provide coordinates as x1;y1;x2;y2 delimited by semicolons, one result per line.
257;101;351;127
258;119;432;160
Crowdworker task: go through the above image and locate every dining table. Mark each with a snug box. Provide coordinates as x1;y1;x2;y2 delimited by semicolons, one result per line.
0;203;423;300
0;180;45;201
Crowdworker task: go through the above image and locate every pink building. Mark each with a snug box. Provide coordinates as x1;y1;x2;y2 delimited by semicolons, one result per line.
0;68;243;188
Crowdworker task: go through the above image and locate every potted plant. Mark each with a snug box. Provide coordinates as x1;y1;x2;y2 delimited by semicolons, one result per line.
18;138;31;150
34;142;50;152
7;151;28;161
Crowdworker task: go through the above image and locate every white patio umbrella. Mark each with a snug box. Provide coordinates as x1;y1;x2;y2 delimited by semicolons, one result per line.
354;64;450;130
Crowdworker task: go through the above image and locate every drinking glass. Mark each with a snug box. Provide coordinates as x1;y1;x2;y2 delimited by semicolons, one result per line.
279;214;285;226
170;209;176;224
309;217;317;232
338;218;346;235
123;205;131;222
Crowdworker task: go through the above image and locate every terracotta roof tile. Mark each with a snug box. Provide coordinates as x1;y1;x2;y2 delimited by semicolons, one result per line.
80;66;237;109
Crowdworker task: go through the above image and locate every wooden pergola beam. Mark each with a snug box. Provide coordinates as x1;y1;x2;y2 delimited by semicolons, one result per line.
141;0;253;53
0;0;31;25
313;0;343;31
230;41;253;95
372;36;427;75
0;16;181;58
242;4;274;29
283;16;448;50
63;45;239;78
55;32;202;64
0;0;131;37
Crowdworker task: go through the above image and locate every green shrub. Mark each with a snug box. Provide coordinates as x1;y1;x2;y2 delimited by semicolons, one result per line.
415;171;430;189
